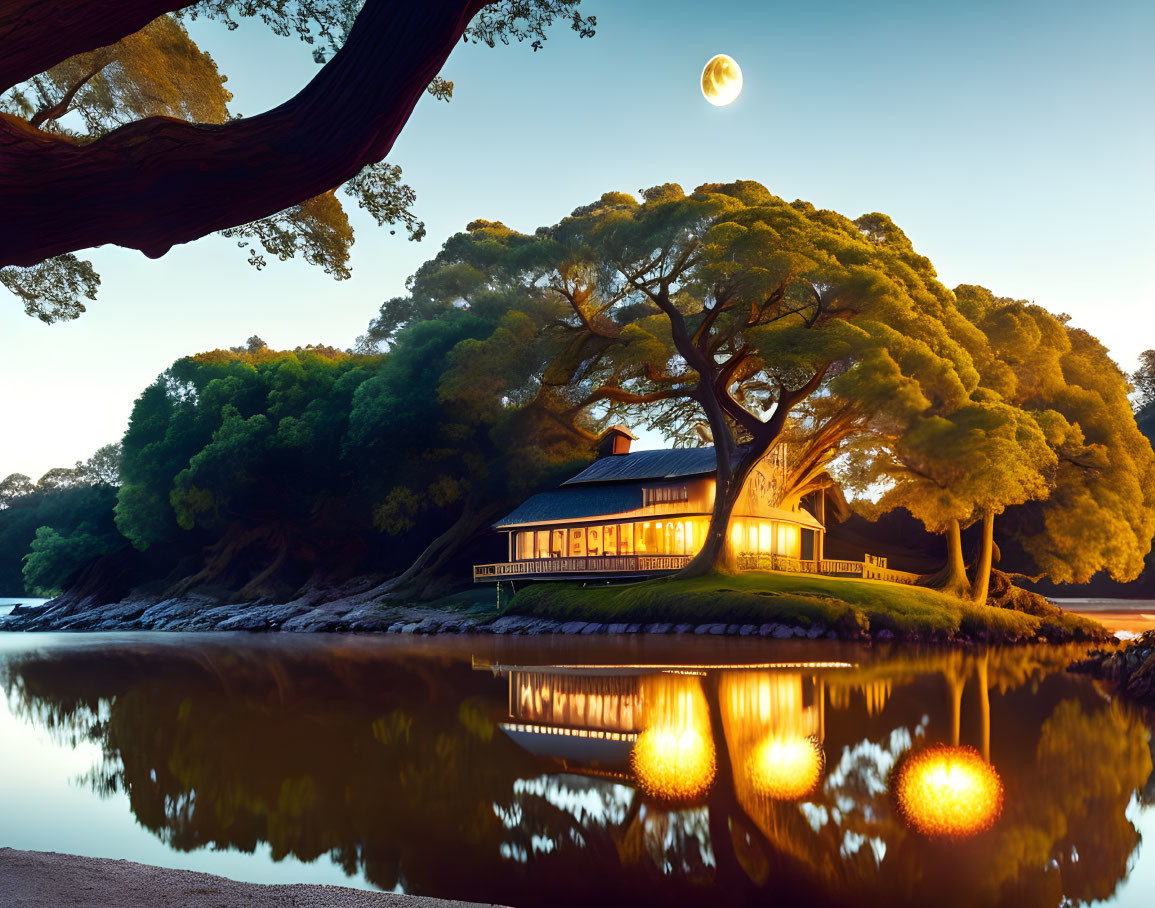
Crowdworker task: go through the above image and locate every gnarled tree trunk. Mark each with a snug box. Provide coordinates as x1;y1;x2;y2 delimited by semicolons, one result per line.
921;518;970;598
970;508;995;604
678;444;761;578
374;496;503;601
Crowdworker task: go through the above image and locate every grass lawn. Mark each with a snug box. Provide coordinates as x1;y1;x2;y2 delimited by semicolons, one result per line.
506;570;1108;643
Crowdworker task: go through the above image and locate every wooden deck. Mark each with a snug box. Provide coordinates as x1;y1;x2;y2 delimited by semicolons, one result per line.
473;554;691;581
473;552;921;585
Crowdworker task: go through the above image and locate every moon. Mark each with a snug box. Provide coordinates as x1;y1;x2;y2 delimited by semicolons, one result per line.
701;54;743;106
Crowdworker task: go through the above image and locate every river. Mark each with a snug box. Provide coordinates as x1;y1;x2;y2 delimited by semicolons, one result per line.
0;631;1152;907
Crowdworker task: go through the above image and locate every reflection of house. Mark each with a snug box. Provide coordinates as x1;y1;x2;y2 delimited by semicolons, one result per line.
480;662;853;797
473;426;828;582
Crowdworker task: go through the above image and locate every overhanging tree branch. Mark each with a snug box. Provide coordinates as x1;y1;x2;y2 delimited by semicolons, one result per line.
0;0;188;92
0;0;491;267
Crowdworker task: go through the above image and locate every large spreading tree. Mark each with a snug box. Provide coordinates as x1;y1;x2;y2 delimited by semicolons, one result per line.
518;182;989;576
358;182;988;579
0;0;595;320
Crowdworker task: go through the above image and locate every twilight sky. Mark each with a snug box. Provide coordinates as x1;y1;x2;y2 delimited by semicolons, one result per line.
2;0;1152;481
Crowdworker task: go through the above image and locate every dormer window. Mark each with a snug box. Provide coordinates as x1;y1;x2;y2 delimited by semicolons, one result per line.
643;485;689;506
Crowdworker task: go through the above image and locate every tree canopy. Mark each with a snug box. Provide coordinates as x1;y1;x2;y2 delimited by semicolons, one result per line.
0;0;595;320
443;181;996;575
956;290;1155;587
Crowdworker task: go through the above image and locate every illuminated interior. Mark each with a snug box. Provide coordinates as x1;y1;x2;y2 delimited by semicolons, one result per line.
512;671;642;733
892;744;1004;838
515;518;710;559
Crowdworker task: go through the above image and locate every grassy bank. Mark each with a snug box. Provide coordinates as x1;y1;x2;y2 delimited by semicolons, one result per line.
507;570;1108;643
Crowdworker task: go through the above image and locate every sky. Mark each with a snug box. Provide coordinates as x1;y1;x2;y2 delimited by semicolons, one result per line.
2;0;1153;481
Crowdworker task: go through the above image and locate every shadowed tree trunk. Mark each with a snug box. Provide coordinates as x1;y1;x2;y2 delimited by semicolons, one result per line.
375;496;504;600
1;0;489;266
922;518;970;598
970;507;995;604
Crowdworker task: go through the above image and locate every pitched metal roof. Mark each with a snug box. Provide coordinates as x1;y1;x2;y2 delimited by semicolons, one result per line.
562;448;719;486
495;485;644;527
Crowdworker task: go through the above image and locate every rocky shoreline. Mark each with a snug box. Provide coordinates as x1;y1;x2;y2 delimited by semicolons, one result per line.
0;589;1107;645
1071;630;1155;700
1;593;863;638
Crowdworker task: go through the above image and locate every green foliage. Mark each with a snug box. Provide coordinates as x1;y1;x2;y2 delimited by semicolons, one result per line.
961;294;1155;584
0;15;231;138
0;254;100;324
842;284;1155;589
16;486;121;596
0;448;124;596
351;224;598;552
115;346;381;553
22;516;114;597
1133;349;1155;409
856;402;1058;533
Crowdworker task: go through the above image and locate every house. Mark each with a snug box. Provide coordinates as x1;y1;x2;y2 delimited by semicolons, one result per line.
473;425;831;582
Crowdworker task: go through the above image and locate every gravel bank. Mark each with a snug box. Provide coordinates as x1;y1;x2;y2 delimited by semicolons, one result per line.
0;848;504;908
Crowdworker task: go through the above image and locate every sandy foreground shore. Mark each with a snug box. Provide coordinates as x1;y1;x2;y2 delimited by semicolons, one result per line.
0;849;506;908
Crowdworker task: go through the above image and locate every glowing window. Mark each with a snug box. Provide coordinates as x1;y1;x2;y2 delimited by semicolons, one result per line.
587;525;602;556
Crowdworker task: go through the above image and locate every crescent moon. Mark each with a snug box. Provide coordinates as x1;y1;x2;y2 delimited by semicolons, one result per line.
701;54;743;107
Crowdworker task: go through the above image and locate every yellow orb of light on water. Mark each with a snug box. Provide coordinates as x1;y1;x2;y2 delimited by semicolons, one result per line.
892;745;1004;839
746;733;825;800
701;54;743;106
632;726;716;803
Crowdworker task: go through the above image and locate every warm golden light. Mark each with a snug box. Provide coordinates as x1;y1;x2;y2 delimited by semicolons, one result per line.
632;726;716;802
701;54;743;106
632;675;716;803
746;733;824;800
893;745;1004;838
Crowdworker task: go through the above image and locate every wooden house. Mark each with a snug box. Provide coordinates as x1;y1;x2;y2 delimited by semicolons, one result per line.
473;425;829;582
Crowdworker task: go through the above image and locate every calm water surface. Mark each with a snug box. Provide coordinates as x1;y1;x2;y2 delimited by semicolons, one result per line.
0;631;1152;907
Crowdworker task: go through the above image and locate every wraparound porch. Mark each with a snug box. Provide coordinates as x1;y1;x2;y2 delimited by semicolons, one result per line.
472;552;920;585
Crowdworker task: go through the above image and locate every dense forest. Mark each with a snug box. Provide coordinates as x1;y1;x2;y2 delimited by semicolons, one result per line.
1;185;1153;605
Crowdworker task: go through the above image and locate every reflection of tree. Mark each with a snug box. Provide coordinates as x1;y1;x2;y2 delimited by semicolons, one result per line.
1030;699;1151;902
2;645;536;900
2;644;1151;908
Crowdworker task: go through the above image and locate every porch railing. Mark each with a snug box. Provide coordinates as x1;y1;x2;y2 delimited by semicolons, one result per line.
474;551;920;585
735;553;919;585
473;554;691;582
